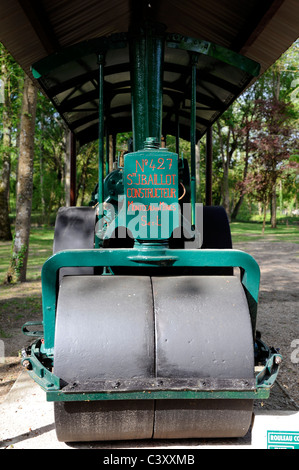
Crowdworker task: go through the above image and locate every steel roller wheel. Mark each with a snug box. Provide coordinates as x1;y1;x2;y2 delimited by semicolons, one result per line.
54;275;254;442
53;206;96;280
152;276;254;439
54;276;155;442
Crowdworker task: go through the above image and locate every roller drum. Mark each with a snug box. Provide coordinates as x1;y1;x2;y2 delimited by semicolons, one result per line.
53;207;96;279
54;276;155;442
152;276;254;439
54;275;254;441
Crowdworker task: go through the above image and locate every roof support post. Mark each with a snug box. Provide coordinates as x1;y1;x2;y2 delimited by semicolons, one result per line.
190;53;198;224
105;127;109;177
175;111;180;154
98;54;105;205
129;22;165;151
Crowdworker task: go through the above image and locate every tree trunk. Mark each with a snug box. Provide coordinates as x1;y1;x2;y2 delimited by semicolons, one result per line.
222;161;230;218
195;141;201;202
231;127;250;220
0;59;12;240
231;195;244;221
5;76;37;283
64;128;71;207
271;184;277;228
79;151;92;206
262;202;267;235
217;121;230;218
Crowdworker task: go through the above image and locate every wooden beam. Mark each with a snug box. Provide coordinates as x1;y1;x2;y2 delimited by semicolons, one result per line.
17;0;60;55
231;0;285;54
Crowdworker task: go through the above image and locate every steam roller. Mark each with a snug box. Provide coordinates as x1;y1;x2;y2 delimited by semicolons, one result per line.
22;20;282;443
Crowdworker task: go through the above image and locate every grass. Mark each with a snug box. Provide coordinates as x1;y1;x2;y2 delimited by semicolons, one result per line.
0;226;54;284
0;221;298;282
0;226;54;343
230;220;299;244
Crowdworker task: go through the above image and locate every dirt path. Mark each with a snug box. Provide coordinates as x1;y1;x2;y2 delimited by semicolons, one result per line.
0;241;298;408
0;281;42;403
234;241;299;407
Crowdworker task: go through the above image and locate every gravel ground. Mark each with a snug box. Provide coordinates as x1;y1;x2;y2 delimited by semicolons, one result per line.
234;241;299;409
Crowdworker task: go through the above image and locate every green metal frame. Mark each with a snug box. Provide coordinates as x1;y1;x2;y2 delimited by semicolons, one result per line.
31;32;260;82
30;29;260;149
166;33;260;76
21;337;281;402
129;23;166;151
21;219;283;405
41;247;260;352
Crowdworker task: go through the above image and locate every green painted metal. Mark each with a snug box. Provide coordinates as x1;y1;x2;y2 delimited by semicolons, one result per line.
41;247;260;352
22;321;43;338
31;28;261;147
129;23;165;151
104;169;124;203
22;339;279;402
123;141;179;240
22;341;59;392
46;389;269;402
166;33;260;77
256;352;282;390
31;32;260;83
105;128;109;177
31;34;128;79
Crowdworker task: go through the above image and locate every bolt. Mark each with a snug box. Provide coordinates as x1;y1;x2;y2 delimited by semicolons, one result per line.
22;360;32;370
144;137;159;149
274;356;282;365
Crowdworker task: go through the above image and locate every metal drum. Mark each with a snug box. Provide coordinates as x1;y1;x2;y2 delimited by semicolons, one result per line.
54;276;155;442
54;275;254;441
152;276;254;438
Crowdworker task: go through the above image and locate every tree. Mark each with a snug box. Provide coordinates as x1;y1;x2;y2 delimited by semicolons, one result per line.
5;76;37;283
0;48;12;240
0;44;23;239
215;109;238;219
213;40;298;222
214;86;259;219
76;140;98;206
242;98;296;233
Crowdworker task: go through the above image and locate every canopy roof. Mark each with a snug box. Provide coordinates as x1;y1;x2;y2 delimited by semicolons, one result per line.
0;0;298;145
31;32;260;145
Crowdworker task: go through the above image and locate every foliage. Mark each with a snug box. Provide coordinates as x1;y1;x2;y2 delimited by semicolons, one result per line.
209;40;299;226
240;98;297;231
0;226;54;283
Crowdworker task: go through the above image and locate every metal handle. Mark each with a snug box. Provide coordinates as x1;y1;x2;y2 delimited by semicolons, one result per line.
22;321;43;337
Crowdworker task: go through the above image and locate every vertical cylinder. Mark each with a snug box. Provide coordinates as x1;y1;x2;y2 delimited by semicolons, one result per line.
175;111;180;154
129;22;165;151
105;127;109;177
